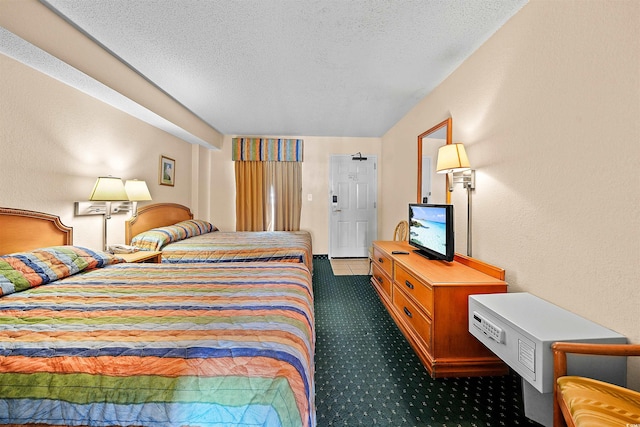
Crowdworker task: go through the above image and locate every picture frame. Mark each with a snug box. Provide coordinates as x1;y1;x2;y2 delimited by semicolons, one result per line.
159;155;175;187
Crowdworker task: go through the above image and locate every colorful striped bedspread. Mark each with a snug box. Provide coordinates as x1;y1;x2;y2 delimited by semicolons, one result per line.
0;262;315;427
160;231;313;273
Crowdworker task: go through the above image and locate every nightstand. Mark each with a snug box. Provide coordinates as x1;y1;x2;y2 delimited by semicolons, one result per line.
117;251;162;264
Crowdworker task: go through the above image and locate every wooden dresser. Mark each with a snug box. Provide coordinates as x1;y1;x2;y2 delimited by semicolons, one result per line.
371;240;509;378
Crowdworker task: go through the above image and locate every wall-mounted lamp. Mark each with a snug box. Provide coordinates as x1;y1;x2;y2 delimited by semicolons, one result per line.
437;143;475;257
436;143;475;191
124;179;152;216
74;178;151;250
88;176;128;251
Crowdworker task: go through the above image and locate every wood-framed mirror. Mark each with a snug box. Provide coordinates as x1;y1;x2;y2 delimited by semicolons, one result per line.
417;118;452;204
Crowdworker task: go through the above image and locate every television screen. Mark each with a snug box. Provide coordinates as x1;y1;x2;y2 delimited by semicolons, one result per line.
408;203;454;262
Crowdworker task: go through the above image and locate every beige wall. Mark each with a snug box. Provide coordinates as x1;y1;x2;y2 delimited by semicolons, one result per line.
210;135;381;254
1;0;637;388
381;0;640;387
0;53;217;249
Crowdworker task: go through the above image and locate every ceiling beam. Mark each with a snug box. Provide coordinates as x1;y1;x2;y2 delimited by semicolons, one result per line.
0;0;222;149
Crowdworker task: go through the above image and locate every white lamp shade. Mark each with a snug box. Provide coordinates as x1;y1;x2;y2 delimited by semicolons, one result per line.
88;176;128;201
124;180;152;201
436;143;471;174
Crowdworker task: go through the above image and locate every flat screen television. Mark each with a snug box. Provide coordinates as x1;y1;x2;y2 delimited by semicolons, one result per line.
408;203;454;262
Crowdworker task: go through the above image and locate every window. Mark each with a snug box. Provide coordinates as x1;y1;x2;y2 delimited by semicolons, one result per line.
232;138;303;231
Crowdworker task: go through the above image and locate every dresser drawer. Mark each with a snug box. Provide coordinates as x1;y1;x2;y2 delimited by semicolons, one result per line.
373;247;393;277
395;264;433;317
393;287;432;351
371;262;392;298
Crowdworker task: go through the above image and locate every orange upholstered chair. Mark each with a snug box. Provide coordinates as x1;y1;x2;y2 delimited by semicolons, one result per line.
552;342;640;427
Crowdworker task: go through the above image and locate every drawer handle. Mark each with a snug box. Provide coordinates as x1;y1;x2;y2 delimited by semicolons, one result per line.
378;257;383;263
403;307;412;318
375;275;383;284
405;280;414;290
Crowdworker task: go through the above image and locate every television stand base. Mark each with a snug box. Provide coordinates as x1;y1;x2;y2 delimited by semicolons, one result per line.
412;248;446;261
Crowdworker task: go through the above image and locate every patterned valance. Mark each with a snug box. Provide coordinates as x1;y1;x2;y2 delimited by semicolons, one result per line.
232;138;304;162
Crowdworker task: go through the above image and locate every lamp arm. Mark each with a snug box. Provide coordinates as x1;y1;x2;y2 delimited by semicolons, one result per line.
104;201;112;220
446;170;476;257
467;184;472;257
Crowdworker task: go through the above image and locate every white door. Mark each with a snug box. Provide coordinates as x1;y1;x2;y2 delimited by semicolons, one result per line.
329;155;377;258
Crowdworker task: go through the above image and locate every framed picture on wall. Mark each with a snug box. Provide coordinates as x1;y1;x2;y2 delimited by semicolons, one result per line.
159;155;175;187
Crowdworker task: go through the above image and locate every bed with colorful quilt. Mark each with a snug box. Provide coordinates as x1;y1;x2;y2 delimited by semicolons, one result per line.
124;203;313;273
0;207;315;427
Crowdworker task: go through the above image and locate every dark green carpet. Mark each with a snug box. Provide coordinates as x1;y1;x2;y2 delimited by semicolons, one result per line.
312;257;542;426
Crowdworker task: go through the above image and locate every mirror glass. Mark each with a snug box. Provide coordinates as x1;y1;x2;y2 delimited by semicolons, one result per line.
417;118;452;204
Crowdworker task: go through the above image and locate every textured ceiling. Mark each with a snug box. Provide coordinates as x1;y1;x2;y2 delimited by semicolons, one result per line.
40;0;527;138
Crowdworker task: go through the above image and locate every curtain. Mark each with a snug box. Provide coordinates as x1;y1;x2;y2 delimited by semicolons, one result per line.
234;138;303;232
235;161;266;231
264;161;302;231
235;161;302;231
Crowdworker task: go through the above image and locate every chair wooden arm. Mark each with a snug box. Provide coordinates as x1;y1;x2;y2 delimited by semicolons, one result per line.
551;342;640;427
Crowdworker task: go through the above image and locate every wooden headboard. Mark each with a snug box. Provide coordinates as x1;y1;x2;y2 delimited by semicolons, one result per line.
0;207;73;255
125;203;194;244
